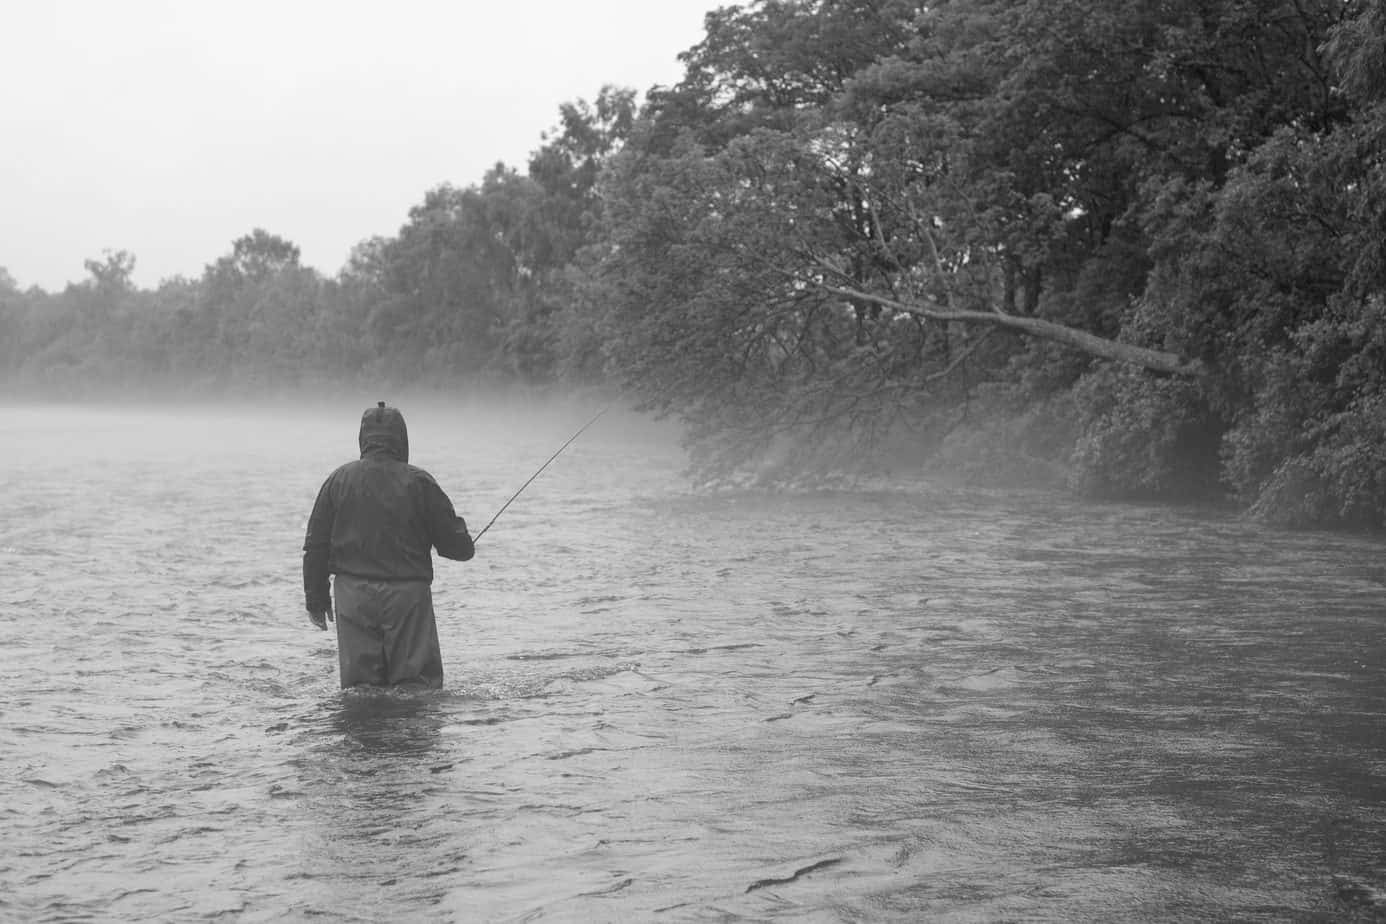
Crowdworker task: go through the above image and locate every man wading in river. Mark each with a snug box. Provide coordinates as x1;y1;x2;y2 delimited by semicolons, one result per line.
302;402;475;688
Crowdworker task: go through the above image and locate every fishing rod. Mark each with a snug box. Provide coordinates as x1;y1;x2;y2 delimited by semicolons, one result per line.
472;407;609;542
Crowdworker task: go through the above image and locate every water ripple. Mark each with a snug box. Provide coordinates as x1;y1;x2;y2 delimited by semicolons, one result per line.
1;404;1383;921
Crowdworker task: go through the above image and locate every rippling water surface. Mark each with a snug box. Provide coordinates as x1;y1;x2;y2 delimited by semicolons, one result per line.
2;400;1384;922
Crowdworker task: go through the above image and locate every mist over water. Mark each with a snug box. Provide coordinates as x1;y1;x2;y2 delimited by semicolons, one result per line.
2;400;1383;921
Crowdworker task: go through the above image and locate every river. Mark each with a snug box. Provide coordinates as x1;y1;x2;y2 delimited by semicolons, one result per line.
2;399;1383;922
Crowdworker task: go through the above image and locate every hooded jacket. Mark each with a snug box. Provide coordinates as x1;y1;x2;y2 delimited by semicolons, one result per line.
302;404;473;613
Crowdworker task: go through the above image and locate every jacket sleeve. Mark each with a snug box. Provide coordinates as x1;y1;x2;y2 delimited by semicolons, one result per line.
421;474;475;562
302;476;336;612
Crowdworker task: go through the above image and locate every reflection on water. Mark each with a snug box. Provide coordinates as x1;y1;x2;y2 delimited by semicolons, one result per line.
329;689;448;756
288;692;470;922
1;402;1383;922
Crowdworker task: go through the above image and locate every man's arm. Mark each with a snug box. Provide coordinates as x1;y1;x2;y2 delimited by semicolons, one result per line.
422;475;475;562
302;477;336;620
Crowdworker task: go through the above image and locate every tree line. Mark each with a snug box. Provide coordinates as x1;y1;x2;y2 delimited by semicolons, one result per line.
2;0;1383;529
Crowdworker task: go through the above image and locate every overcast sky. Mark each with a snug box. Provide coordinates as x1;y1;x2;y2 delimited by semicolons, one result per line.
1;0;720;291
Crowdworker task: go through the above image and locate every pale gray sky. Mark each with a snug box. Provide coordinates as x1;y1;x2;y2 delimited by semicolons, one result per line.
1;0;719;291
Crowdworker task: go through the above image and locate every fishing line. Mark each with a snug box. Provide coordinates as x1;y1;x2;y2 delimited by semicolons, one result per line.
473;407;609;542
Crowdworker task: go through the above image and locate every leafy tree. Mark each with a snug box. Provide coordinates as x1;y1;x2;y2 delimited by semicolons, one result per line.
585;0;1381;519
206;228;301;286
192;230;322;386
0;267;23;375
529;86;638;262
332;89;642;385
1130;0;1386;526
362;180;520;380
82;249;137;298
642;0;919;152
521;86;639;381
596;0;1224;481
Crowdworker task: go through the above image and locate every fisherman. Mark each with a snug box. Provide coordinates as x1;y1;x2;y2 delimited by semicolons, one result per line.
302;402;474;688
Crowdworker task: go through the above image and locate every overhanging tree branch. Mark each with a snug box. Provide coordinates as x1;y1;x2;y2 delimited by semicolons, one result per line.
811;281;1201;377
740;247;1199;377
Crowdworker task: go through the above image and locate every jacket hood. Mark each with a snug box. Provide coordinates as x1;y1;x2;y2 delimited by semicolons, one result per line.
359;401;409;462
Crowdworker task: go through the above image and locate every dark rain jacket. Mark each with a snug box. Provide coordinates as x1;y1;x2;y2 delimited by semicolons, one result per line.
302;404;474;613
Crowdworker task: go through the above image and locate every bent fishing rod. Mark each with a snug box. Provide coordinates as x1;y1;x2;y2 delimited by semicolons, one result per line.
472;407;609;542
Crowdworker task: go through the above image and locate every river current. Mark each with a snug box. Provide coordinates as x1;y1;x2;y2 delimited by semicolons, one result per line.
2;400;1383;922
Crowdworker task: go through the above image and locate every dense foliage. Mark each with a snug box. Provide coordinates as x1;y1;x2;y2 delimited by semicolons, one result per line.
3;0;1383;528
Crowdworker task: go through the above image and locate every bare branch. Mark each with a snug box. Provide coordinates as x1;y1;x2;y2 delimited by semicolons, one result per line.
738;240;1199;377
925;329;993;383
813;282;1201;377
919;225;960;313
